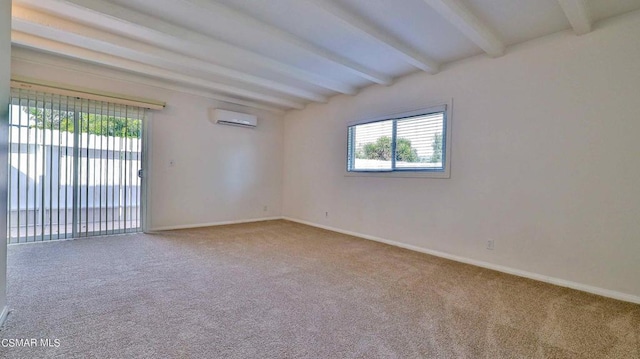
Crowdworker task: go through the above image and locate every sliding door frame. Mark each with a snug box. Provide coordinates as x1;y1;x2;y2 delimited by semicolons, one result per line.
8;91;147;243
140;115;150;234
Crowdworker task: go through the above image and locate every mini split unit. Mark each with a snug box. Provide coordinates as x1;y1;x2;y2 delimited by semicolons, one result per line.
210;108;257;128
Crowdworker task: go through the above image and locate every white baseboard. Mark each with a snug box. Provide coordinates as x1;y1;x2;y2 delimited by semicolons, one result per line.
150;216;282;232
282;216;640;304
0;305;8;328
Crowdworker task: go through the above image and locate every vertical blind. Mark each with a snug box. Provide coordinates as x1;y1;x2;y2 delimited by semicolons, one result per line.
8;88;145;243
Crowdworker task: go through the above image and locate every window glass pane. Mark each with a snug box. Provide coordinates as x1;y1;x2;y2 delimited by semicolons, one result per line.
395;113;444;169
350;120;393;171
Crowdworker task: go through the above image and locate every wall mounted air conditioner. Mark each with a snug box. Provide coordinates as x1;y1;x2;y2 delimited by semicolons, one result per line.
211;108;257;128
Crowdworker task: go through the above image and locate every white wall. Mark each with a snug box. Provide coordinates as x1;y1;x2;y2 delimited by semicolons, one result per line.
11;48;284;231
147;91;283;229
283;11;640;300
0;0;12;324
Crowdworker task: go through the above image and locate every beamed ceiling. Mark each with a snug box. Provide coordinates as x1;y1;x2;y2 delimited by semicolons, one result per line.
10;0;640;112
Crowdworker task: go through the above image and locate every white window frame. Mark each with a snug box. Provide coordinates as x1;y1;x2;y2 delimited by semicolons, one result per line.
345;101;452;179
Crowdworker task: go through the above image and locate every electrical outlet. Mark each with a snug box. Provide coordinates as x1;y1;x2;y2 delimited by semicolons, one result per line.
487;240;495;250
263;206;268;212
325;211;329;218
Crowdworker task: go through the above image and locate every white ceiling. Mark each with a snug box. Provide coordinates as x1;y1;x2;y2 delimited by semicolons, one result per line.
10;0;640;112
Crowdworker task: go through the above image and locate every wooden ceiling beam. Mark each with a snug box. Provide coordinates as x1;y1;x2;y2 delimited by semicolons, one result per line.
557;0;592;35
308;0;440;74
421;0;505;57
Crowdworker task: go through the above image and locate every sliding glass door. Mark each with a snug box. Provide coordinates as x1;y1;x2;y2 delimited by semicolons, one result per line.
8;90;145;243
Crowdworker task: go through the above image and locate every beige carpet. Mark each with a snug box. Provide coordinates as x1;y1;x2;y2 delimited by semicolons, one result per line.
0;220;638;358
